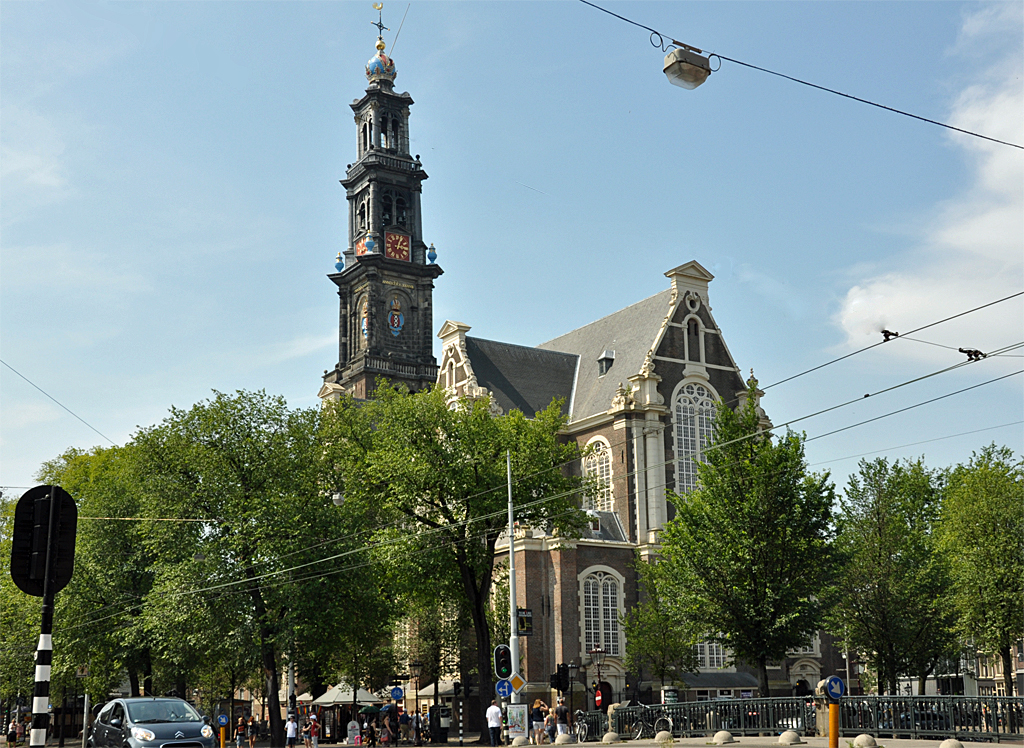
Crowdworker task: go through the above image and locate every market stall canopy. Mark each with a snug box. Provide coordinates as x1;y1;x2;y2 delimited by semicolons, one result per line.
313;684;379;706
277;690;315;704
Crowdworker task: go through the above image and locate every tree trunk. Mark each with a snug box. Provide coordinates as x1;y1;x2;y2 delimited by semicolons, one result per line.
756;655;770;698
142;651;153;697
129;671;141;698
457;550;493;744
1000;645;1014;697
245;568;282;748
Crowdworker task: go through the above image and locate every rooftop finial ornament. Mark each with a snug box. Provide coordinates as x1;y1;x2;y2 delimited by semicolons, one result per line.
366;4;397;84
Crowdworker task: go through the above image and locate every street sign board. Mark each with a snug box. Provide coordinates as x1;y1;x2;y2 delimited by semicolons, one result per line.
217;715;229;727
509;673;526;693
825;676;846;700
595;690;602;708
495;679;513;698
10;485;77;597
390;687;404;700
506;705;527;739
516;609;532;636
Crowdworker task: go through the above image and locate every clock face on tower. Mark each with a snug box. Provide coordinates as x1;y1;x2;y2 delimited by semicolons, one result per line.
384;232;410;261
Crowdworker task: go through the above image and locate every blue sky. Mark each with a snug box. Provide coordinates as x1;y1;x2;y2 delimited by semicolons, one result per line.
2;1;1022;493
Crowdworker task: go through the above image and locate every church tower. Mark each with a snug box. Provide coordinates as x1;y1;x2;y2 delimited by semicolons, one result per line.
320;26;443;401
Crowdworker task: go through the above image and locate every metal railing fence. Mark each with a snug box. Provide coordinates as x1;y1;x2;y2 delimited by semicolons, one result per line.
597;696;1023;743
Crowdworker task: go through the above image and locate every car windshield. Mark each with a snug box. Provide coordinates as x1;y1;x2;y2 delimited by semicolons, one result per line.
127;701;202;723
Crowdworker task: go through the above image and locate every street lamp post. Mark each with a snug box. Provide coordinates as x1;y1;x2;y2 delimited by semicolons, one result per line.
589;648;606;711
409;662;422;746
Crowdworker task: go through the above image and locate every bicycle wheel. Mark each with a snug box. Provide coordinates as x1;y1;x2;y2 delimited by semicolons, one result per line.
654;717;672;735
631;721;645;741
575;721;588;743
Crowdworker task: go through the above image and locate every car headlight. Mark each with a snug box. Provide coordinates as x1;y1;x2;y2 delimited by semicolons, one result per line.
131;728;156;742
202;726;214;738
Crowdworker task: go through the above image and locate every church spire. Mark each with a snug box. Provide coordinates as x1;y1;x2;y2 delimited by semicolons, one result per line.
320;6;442;401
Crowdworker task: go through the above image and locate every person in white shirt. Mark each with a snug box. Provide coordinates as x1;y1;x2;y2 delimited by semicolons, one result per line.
486;701;503;747
286;716;299;748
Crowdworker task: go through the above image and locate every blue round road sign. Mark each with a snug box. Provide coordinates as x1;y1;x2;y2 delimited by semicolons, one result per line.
825;676;846;699
391;687;404;700
217;715;229;727
495;679;513;698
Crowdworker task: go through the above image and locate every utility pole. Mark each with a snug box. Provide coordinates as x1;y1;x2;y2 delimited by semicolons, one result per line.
506;451;520;705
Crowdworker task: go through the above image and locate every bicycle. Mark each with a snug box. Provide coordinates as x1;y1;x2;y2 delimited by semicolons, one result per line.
573;710;589;743
629;705;673;741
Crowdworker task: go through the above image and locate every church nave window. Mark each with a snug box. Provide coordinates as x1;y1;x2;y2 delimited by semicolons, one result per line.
582;570;621;656
674;382;716;494
583;438;613;512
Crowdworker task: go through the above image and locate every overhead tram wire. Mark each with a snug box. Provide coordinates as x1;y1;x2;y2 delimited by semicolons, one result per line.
578;0;1024;151
807;419;1024;467
61;356;1024;634
70;359;1024;629
1;358;117;446
760;291;1024;391
52;336;1023;578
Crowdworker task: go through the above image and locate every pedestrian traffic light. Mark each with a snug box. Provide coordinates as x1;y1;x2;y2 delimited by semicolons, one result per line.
549;673;559;691
493;644;513;679
454;682;462;697
557;663;569;693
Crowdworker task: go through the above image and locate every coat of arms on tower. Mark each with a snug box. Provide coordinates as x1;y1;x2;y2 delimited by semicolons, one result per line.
388;297;405;336
360;299;369;340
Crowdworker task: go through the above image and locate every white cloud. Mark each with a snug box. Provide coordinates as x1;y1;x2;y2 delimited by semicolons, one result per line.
836;5;1024;363
0;104;73;218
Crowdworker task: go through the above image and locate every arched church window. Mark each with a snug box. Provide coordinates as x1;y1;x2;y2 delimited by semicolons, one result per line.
583;439;613;512
362;121;370;153
582;571;621;656
382;194;393;226
391;117;401;152
381;114;390;148
357;202;367;231
395;196;407;227
674;383;716;494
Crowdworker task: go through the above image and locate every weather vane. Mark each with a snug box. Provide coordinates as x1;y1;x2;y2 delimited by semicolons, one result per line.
371;3;389;36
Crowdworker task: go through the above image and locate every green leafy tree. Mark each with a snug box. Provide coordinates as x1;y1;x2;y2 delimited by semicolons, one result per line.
320;384;586;723
38;446;157;699
0;489;38;718
658;383;836;697
623;555;698;690
830;457;955;695
132;390;323;745
939;444;1023;697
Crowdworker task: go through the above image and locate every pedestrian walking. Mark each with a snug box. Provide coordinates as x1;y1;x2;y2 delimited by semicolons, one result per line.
286;716;299;748
234;719;245;748
530;700;548;745
247;717;258;748
486;701;502;748
554;699;569;736
399;710;411;744
364;719;377;748
309;715;319;748
7;718;17;747
543;712;555;744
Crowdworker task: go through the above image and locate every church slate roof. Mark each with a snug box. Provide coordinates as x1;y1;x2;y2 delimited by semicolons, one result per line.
538;288;672;421
464;336;578;417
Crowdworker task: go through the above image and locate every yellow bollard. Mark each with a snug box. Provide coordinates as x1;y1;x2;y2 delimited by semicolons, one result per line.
828;703;839;748
220;727;226;748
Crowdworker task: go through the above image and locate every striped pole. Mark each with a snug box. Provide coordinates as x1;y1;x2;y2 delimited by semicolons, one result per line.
30;486;61;748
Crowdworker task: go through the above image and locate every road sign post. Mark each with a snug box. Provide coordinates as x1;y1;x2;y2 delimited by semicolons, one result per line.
10;485;78;748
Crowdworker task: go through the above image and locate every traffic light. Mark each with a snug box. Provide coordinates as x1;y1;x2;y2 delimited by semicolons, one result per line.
454;682;462;697
557;663;569;693
549;673;559;691
494;644;513;679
